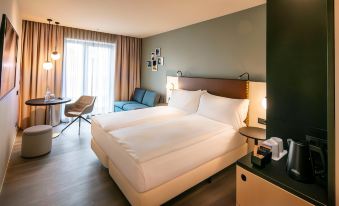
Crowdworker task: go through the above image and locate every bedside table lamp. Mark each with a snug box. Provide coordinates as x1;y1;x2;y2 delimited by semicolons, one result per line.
261;97;267;109
258;97;267;125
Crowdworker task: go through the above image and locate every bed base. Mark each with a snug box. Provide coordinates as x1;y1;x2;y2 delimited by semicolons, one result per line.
91;138;248;206
91;137;109;168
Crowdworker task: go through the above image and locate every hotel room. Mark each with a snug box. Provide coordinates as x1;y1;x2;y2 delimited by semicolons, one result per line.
0;0;336;206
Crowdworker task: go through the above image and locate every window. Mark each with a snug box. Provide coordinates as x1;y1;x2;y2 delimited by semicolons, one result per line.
62;38;115;118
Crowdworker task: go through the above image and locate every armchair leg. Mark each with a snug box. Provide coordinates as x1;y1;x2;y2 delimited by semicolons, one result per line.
80;116;91;124
61;115;92;136
78;118;81;135
61;117;80;133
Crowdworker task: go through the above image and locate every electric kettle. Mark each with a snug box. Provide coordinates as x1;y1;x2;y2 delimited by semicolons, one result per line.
286;139;314;183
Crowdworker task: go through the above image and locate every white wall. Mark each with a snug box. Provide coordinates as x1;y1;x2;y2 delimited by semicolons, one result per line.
0;0;21;192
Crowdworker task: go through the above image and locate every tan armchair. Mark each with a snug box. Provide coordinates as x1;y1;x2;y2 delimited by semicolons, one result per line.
61;96;96;135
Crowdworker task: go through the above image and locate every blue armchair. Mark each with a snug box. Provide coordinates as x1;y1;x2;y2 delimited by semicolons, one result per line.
114;88;160;112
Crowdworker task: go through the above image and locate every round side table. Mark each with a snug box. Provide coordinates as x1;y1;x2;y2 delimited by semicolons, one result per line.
239;127;266;145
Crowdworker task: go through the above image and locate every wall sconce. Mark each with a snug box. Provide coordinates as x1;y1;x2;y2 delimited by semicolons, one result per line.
238;72;250;81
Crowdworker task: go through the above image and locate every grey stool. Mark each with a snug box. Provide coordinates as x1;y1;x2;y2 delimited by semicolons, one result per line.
21;125;53;158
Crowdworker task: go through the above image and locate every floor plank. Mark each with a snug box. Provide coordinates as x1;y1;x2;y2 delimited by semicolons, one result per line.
0;122;236;206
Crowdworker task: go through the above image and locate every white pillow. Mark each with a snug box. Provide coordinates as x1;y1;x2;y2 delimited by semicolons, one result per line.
168;89;205;113
197;93;249;129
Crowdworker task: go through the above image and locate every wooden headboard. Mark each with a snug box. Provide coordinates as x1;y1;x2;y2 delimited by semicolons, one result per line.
178;77;249;99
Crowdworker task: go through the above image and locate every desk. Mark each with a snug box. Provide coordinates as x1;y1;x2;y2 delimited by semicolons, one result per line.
25;97;71;137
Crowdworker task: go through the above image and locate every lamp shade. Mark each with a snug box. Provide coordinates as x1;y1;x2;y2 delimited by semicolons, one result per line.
43;61;53;70
51;51;60;60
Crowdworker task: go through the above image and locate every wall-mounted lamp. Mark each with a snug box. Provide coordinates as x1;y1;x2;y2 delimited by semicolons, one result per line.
176;70;183;77
238;72;250;81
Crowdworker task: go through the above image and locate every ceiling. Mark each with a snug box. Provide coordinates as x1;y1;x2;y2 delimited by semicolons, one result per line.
18;0;266;38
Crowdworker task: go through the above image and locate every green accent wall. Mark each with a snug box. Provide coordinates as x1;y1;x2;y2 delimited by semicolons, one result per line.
141;5;266;98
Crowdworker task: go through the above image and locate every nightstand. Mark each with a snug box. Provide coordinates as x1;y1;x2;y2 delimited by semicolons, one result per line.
236;153;327;206
239;127;266;145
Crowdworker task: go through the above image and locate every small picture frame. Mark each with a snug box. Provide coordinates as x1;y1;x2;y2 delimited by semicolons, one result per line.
151;52;156;61
152;60;158;71
155;48;161;56
157;57;164;66
146;61;152;68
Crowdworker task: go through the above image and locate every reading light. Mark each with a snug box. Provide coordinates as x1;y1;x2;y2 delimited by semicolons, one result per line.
238;72;250;81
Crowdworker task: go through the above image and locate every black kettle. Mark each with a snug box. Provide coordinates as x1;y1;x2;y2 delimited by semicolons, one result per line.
286;139;314;183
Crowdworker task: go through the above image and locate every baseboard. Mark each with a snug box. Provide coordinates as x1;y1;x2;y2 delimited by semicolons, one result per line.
0;130;18;193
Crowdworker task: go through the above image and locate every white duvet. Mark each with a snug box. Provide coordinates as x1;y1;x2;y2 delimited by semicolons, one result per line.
110;114;234;162
93;113;246;192
92;106;187;132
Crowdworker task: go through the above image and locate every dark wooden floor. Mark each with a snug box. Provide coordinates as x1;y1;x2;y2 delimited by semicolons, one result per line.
0;122;236;206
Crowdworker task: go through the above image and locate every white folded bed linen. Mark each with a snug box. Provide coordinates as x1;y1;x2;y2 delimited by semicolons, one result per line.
91;106;187;132
93;114;246;192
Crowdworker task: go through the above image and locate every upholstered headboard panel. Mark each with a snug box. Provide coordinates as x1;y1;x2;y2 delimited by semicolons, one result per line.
178;77;249;99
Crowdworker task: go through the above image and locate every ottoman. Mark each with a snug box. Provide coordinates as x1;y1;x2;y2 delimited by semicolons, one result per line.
21;125;53;158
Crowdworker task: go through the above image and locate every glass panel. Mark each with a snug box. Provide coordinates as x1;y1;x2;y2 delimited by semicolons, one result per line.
62;38;116;120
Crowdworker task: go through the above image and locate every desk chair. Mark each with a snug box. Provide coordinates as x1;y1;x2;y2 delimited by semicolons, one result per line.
61;96;96;135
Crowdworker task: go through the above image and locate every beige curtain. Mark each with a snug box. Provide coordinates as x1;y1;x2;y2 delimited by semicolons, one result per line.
115;35;142;101
19;21;64;129
63;26;117;43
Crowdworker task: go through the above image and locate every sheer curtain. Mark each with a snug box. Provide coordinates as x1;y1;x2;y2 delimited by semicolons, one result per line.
62;38;115;120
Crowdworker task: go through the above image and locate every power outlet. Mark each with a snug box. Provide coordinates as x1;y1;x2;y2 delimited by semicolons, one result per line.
258;118;266;125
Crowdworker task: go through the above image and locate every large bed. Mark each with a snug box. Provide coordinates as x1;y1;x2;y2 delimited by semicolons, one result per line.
91;77;250;206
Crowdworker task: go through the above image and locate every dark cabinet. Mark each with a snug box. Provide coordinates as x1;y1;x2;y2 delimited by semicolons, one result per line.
267;0;328;142
266;0;334;204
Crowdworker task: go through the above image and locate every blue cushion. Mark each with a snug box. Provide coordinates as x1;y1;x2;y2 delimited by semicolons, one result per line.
132;88;146;103
114;101;138;108
122;103;149;111
114;106;124;112
142;90;159;107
